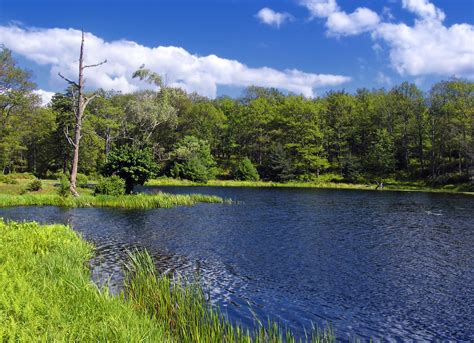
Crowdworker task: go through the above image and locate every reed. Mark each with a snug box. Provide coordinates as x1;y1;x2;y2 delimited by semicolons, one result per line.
124;249;335;343
0;193;227;209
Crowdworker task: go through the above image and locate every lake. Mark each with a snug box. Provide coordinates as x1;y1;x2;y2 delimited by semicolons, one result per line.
1;187;473;341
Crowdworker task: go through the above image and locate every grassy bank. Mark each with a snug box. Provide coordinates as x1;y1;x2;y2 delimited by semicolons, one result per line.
0;220;334;342
0;193;226;209
146;177;474;195
0;220;166;341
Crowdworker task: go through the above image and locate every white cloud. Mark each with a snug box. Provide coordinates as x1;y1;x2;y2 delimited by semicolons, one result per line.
33;89;55;106
373;16;474;78
326;7;380;36
256;8;293;28
0;26;350;98
300;0;339;18
300;0;380;36
401;0;445;21
300;0;474;79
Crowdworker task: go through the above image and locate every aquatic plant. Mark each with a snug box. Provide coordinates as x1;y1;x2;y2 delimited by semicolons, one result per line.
0;193;227;209
124;249;335;343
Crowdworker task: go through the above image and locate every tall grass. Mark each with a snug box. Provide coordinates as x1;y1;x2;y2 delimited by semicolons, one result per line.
0;193;227;209
0;220;166;341
1;220;335;342
124;250;335;343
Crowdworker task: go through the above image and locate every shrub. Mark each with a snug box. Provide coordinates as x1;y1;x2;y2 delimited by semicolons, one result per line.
233;157;260;181
76;173;89;188
102;145;158;194
0;175;18;184
26;180;42;192
176;158;211;183
57;175;70;197
94;176;125;196
7;172;36;179
169;136;216;183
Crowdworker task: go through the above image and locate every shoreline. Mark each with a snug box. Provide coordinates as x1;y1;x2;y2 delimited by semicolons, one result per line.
0;219;334;342
146;178;474;196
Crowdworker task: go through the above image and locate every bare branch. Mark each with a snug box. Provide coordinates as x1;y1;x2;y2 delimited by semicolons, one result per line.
83;59;107;69
83;93;99;109
63;126;77;148
58;72;79;88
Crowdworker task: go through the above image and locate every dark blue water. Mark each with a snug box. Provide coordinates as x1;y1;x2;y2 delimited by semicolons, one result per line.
1;187;473;341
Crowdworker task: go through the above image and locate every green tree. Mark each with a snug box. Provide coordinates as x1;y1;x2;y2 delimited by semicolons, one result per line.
233;157;260;181
102;145;158;194
169;136;216;183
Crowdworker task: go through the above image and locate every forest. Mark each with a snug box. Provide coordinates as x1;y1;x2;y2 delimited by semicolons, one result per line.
1;47;473;190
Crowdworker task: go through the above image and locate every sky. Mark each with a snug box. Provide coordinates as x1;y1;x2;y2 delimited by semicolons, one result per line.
0;0;473;105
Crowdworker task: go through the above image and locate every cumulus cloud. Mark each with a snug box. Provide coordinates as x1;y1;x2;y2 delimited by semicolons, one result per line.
300;0;339;18
326;7;380;36
256;8;293;28
373;20;474;78
300;0;380;36
300;0;474;79
401;0;445;21
33;89;55;106
0;26;350;98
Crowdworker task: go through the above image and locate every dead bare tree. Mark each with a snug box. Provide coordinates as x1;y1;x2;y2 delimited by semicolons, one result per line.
59;31;106;196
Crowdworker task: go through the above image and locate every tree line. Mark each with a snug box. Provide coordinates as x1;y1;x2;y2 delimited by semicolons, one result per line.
1;47;473;187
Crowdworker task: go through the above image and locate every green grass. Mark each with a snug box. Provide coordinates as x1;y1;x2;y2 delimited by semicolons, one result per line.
0;220;335;342
0;220;167;341
147;177;474;195
0;193;227;209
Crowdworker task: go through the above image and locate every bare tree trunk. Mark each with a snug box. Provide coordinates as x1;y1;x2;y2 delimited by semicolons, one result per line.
59;31;106;196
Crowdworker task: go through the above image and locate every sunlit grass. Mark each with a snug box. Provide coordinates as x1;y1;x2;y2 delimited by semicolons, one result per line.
0;220;167;341
147;177;474;195
0;220;335;342
0;193;227;209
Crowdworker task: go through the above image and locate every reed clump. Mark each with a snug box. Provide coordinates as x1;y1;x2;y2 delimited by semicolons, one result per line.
0;193;227;209
124;250;335;343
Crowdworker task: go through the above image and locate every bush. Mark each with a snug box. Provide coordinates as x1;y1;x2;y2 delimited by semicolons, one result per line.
233;157;260;181
169;136;216;183
102;145;158;194
175;158;211;183
57;175;70;197
0;175;18;184
26;180;42;192
7;172;36;180
76;173;89;188
94;176;125;196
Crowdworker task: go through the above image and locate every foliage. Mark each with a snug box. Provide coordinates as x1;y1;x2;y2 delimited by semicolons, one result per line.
233;157;260;181
0;49;472;189
102;145;158;194
57;175;70;197
170;135;216;183
25;179;42;192
76;173;89;188
94;175;125;196
0;174;18;184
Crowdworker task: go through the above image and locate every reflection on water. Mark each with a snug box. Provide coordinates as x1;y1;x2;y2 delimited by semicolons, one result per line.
1;187;473;341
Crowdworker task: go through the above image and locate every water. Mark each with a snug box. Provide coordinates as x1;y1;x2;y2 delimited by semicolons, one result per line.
1;187;473;341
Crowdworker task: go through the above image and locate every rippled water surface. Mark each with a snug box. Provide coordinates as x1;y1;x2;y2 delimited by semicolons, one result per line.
1;187;473;341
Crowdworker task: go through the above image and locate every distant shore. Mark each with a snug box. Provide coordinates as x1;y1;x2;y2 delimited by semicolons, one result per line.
146;177;474;195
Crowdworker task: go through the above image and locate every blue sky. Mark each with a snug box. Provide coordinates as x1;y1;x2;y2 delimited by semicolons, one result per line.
1;0;473;103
